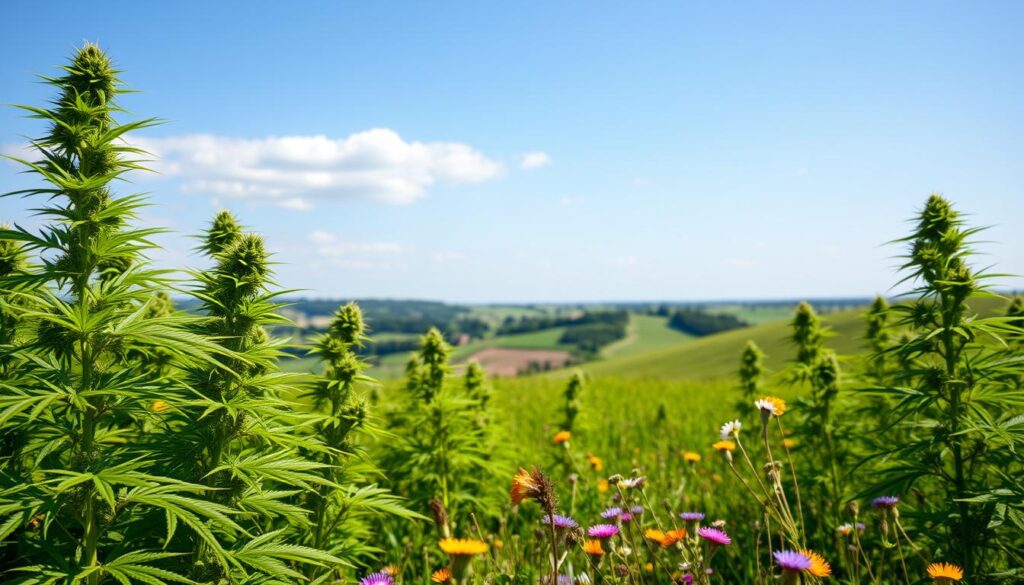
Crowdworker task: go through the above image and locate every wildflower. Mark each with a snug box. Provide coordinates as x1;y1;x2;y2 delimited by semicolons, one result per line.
439;538;488;583
588;524;619;540
782;438;798;449
432;568;452;583
585;452;604;471
683;451;702;463
719;420;741;440
645;562;654;572
656;528;688;548
773;550;812;573
630;505;644;515
697;527;731;546
360;573;394;585
679;512;704;523
382;565;399;576
872;495;899;510
151;400;171;413
553;430;572;444
601;507;623;520
494;539;504;549
712;440;735;452
802;550;831;577
927;562;963;582
597;479;609;493
836;523;866;536
583;539;605;556
542;514;579;529
618;476;645;489
511;467;556;510
756;396;787;416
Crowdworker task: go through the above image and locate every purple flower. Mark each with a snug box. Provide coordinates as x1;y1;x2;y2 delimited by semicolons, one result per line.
872;495;899;510
360;573;394;585
697;526;731;546
679;512;705;522
588;524;619;539
619;512;634;523
601;506;623;520
856;522;866;531
630;505;644;515
682;575;694;584
541;514;579;529
773;550;811;572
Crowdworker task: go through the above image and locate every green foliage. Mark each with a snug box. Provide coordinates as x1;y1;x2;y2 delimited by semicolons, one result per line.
736;340;765;416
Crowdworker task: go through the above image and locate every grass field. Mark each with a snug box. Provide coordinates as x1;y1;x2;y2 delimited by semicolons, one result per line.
601;314;694;358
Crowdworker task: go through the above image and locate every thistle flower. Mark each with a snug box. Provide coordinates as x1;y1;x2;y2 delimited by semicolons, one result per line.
601;507;623;520
588;524;619;540
926;562;963;582
542;514;579;529
682;451;702;463
553;430;572;444
679;512;705;523
583;539;605;556
872;495;899;510
630;505;644;515
360;573;394;585
802;550;831;577
432;568;452;583
619;512;634;522
511;467;556;510
773;550;811;573
697;527;731;546
719;420;742;440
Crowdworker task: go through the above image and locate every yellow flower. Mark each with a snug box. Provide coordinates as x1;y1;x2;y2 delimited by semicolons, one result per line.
510;467;541;505
553;430;572;444
597;479;609;493
927;562;963;582
802;549;831;577
645;563;654;572
493;539;504;549
582;539;605;556
431;568;452;583
783;438;798;449
586;452;604;472
683;451;702;463
756;396;788;416
712;440;736;452
439;538;488;556
382;565;399;576
646;528;686;548
151;400;171;413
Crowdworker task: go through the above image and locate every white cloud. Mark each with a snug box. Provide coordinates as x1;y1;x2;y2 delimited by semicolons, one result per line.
306;230;403;270
520;151;552;170
130;129;503;208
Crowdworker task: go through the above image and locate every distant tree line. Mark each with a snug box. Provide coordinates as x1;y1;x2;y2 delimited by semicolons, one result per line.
667;307;748;336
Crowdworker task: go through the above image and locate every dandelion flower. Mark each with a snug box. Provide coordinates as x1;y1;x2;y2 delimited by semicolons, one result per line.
773;550;811;573
151;400;171;413
755;396;787;416
553;430;572;444
583;539;605;556
802;550;831;577
782;438;798;449
585;452;604;471
588;524;619;540
439;538;489;556
542;514;579;529
360;573;394;585
431;568;452;583
927;562;963;582
597;479;609;493
719;420;742;440
697;527;731;546
712;440;736;452
683;451;701;463
382;565;399;576
872;495;899;510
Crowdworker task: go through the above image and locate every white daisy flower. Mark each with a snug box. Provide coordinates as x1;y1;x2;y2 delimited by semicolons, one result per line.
755;398;778;415
719;419;742;440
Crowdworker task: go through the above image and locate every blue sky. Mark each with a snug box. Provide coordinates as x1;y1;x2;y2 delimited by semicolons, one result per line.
2;1;1022;302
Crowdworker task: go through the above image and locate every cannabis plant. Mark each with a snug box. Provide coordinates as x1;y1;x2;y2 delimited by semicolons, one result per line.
736;340;765;416
869;194;1024;580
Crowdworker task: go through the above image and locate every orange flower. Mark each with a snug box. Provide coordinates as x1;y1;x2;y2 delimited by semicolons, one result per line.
151;400;171;413
439;538;488;556
585;452;604;472
553;431;572;444
783;438;798;449
597;479;609;493
431;568;452;583
712;440;736;452
683;451;702;463
927;562;963;582
647;528;687;548
645;563;654;572
802;549;831;577
493;539;504;549
582;539;605;556
510;467;541;505
382;565;399;576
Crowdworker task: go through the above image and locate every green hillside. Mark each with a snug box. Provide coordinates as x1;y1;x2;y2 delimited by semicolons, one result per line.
601;314;694;358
